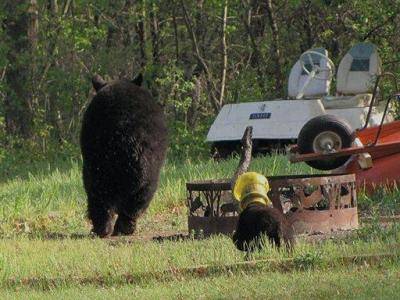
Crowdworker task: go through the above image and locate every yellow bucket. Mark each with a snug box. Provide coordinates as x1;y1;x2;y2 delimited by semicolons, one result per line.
233;172;271;210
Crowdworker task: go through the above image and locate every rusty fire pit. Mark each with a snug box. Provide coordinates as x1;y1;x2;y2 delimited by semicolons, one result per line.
187;173;358;237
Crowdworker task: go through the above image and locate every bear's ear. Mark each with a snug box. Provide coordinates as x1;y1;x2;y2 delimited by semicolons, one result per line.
132;73;143;86
92;74;107;92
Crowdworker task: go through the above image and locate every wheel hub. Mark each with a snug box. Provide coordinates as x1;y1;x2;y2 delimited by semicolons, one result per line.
312;131;342;153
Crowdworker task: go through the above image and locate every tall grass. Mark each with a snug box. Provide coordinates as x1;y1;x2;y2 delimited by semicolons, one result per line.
0;153;314;236
1;151;399;236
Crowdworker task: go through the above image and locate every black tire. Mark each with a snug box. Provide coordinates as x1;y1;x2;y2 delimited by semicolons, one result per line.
297;115;355;170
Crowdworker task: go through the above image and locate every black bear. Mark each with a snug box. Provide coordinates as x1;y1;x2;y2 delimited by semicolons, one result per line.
81;74;168;237
232;204;295;252
231;172;294;252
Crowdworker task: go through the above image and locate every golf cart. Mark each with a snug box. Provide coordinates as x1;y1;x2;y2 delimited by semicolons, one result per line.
208;43;394;158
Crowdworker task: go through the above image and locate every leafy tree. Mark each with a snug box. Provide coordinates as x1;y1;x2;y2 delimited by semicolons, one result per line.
0;0;399;158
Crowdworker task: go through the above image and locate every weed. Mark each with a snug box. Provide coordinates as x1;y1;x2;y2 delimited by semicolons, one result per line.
293;251;323;270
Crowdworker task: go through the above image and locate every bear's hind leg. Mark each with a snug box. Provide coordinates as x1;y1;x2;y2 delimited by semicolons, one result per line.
269;230;281;249
88;201;116;238
112;213;137;236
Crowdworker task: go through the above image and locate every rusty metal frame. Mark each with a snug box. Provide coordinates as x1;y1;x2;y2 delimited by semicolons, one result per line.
187;173;358;237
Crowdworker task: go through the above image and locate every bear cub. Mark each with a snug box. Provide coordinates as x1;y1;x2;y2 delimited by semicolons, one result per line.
233;204;295;252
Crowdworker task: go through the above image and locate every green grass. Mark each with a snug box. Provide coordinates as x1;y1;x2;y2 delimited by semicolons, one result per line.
1;151;400;298
1;153;399;237
0;153;316;237
3;263;399;299
0;230;398;298
0;227;398;287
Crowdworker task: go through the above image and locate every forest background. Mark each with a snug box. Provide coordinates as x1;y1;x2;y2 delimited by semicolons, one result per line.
1;0;400;162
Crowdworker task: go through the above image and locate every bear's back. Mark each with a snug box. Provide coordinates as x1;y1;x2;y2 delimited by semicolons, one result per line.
81;79;167;198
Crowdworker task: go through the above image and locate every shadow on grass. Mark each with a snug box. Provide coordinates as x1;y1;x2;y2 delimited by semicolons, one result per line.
152;233;191;242
105;232;191;246
40;232;91;240
2;251;398;291
2;229;193;243
19;232;93;241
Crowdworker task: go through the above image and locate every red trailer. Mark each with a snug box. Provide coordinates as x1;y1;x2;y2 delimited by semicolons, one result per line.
289;73;400;193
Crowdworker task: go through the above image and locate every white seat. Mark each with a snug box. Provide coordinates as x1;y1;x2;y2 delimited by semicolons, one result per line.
322;94;372;109
288;48;332;99
323;43;381;110
336;43;381;95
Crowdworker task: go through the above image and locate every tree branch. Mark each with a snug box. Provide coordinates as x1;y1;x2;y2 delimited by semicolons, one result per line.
231;126;253;190
218;0;228;108
181;0;220;112
265;0;283;94
362;14;397;41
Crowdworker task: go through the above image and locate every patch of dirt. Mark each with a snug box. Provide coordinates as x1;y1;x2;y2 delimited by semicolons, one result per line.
26;213;400;245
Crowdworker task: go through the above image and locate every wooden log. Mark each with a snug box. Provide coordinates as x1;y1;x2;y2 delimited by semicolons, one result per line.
231;126;253;190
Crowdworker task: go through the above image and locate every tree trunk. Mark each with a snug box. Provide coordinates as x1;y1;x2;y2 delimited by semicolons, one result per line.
218;0;228;109
150;4;160;64
302;0;313;50
240;0;265;91
4;0;38;139
172;12;180;61
135;1;147;69
49;0;59;14
187;75;202;128
265;0;283;95
181;0;220;113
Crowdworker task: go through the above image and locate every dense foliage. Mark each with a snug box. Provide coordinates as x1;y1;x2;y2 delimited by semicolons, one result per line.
1;0;400;159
